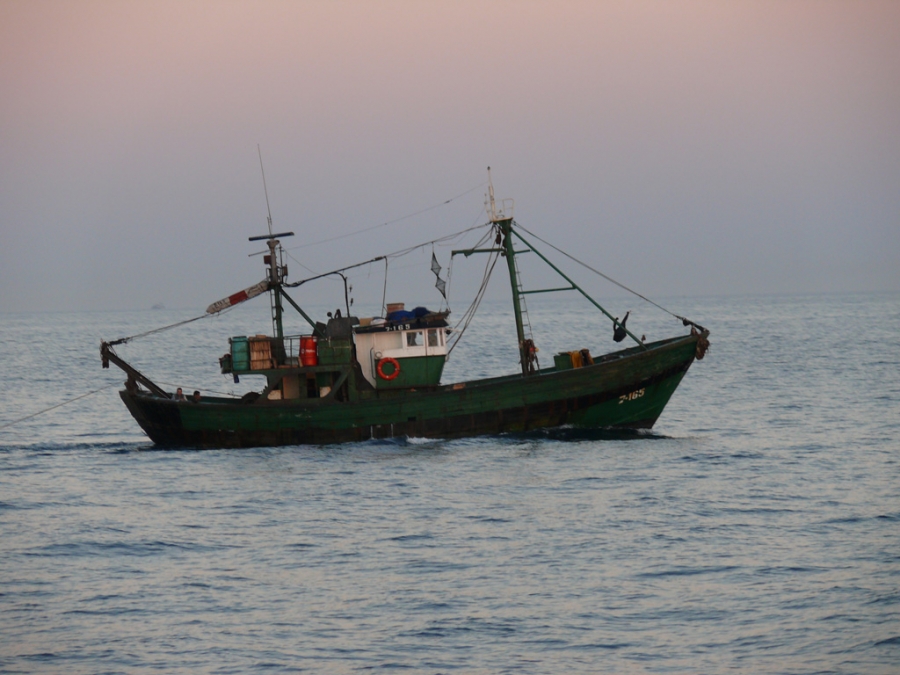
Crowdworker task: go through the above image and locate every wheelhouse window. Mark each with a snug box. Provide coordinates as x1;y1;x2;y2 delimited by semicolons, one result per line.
427;329;439;347
406;331;423;347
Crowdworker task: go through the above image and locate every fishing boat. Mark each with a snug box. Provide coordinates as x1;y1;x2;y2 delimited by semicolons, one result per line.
101;175;709;448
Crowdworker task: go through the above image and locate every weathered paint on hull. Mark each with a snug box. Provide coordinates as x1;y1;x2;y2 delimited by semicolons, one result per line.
121;333;702;448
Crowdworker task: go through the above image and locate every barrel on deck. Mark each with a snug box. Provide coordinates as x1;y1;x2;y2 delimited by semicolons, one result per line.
300;336;318;366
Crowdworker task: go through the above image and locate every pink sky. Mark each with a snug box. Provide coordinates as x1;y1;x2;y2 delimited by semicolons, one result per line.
1;0;898;312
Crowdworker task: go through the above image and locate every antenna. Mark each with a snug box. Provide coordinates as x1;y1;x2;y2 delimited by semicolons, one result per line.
250;146;293;242
249;146;293;339
486;166;497;221
485;166;513;223
258;144;274;237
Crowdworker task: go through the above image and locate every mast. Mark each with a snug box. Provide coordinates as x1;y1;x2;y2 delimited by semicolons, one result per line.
487;169;530;375
269;239;285;338
251;146;293;339
248;233;294;338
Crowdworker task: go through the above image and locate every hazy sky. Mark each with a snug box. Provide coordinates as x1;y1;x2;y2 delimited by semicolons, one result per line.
1;0;898;314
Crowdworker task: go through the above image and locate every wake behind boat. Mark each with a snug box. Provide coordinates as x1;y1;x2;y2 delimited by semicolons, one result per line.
101;174;709;448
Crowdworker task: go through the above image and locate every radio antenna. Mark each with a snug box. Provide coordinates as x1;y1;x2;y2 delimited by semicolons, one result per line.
258;144;274;237
250;145;293;339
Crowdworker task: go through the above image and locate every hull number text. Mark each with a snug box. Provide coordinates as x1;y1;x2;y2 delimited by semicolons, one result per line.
619;388;645;404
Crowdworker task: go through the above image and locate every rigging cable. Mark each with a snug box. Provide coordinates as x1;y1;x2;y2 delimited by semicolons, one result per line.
514;222;699;326
381;257;389;316
110;218;490;350
448;250;500;355
381;223;488;262
285;181;487;251
285;223;489;289
283;205;490;315
447;226;502;355
283;249;319;277
111;224;490;349
106;313;212;346
105;306;235;347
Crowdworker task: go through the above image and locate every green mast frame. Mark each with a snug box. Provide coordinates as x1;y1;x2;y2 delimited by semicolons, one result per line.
454;170;646;376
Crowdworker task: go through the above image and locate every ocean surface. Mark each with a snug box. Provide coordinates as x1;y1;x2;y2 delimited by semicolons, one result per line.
1;292;898;674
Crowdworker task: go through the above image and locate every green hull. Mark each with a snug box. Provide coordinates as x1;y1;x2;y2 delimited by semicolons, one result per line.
119;332;704;448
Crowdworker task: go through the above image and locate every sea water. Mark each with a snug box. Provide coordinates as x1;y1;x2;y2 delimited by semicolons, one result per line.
0;292;898;674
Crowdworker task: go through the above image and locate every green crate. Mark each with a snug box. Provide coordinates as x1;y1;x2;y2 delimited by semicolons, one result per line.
553;352;574;370
317;338;352;365
230;336;250;370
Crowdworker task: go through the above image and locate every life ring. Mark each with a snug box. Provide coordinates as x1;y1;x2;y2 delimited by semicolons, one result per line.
376;357;401;381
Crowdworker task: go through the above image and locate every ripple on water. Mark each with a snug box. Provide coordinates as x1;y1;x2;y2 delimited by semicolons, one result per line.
0;295;899;673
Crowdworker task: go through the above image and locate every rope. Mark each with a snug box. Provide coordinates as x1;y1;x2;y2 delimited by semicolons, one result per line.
0;383;118;430
514;222;693;324
448;227;501;356
448;251;500;356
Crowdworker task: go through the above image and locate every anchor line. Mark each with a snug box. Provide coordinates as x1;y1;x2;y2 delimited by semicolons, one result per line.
0;384;119;430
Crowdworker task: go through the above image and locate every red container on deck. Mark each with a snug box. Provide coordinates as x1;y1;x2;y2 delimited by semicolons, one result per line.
300;336;318;366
